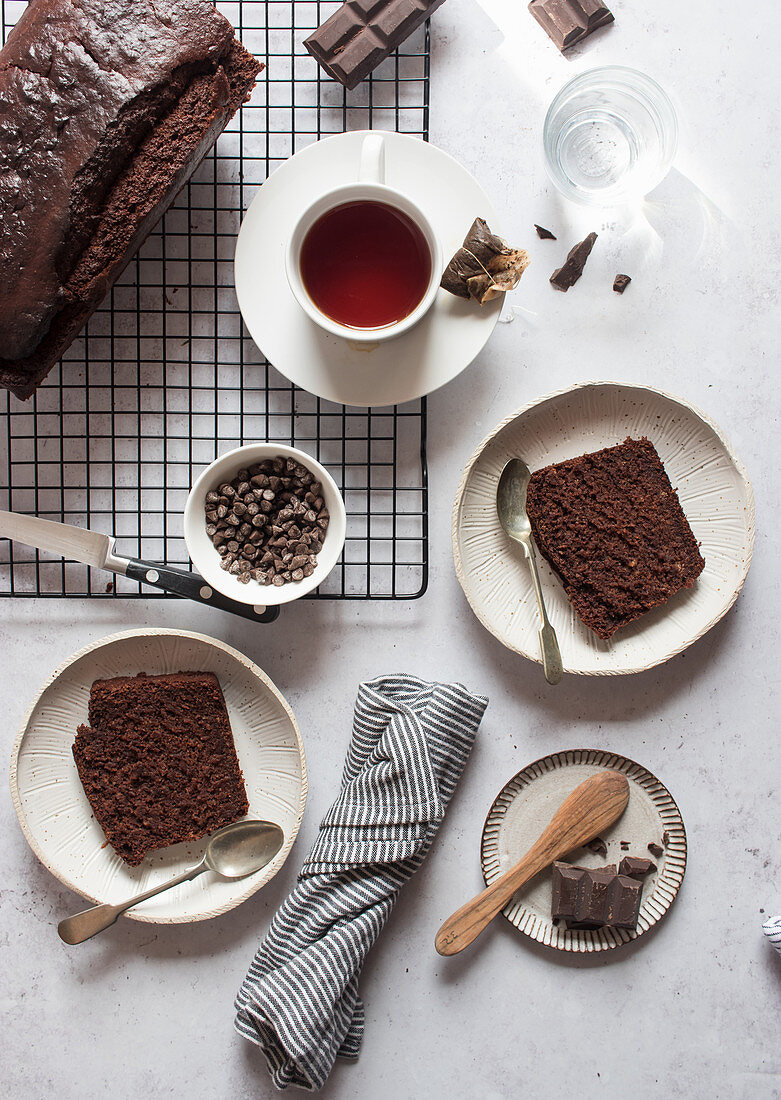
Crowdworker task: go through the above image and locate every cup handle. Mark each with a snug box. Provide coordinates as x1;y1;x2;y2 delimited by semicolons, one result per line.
359;133;385;184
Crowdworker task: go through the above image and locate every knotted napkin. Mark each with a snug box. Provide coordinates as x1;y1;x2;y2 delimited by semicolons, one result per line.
763;914;781;955
234;674;488;1091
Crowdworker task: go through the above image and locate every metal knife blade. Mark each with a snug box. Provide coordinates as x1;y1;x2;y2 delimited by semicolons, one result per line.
0;510;128;573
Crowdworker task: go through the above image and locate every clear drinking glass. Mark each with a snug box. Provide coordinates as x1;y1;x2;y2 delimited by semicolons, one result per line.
543;67;678;206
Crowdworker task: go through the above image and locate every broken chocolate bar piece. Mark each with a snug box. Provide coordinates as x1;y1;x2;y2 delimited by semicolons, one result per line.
551;862;644;931
648;842;664;858
441;218;530;304
613;273;632;294
528;0;614;52
535;224;557;240
618;856;656;879
304;0;448;91
584;836;608;858
550;232;598;291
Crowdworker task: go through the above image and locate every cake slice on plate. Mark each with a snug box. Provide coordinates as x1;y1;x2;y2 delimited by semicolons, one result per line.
525;437;705;640
72;671;248;866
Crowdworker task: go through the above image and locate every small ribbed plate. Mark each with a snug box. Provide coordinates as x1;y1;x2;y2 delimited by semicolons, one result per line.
9;629;307;924
481;749;687;953
453;380;755;675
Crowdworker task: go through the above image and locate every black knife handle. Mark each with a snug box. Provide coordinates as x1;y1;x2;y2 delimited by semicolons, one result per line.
124;559;279;623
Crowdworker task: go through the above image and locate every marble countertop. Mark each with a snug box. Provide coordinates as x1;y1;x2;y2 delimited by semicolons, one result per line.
2;0;779;1097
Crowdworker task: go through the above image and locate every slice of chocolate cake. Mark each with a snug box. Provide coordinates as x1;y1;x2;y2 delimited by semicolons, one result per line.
525;437;705;640
72;671;248;866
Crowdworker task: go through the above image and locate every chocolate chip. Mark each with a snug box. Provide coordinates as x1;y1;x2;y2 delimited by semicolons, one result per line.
204;455;331;589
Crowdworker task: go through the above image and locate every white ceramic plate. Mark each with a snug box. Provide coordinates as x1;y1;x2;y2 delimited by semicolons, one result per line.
234;130;502;408
481;749;687;953
453;380;755;675
9;629;307;924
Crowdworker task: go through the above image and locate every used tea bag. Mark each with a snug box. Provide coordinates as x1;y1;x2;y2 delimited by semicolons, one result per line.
441;218;530;304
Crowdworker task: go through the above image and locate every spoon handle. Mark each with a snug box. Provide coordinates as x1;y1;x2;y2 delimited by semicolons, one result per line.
58;862;206;945
524;539;563;685
434;770;629;956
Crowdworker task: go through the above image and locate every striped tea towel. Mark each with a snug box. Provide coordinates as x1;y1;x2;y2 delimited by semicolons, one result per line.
234;674;488;1091
763;915;781;955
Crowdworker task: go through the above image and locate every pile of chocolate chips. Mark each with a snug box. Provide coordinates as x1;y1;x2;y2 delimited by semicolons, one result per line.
204;456;329;587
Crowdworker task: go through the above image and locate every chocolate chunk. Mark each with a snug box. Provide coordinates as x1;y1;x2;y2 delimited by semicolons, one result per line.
613;273;632;294
584;836;608;858
648;842;664;858
618;856;656;879
662;830;670;846
528;0;614;52
551;862;644;931
304;0;449;91
441;218;530;304
534;224;557;240
550;232;598;291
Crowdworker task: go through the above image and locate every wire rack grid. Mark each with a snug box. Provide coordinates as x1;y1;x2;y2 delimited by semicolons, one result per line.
0;0;431;602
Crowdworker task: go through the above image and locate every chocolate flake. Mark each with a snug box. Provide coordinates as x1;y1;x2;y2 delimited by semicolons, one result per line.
613;273;632;294
550;232;598;291
528;0;614;52
662;830;671;846
620;840;630;851
441;218;530;305
534;224;557;240
584;836;608;858
648;842;664;859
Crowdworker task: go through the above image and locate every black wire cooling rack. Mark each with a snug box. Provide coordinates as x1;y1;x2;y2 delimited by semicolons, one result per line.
0;0;430;602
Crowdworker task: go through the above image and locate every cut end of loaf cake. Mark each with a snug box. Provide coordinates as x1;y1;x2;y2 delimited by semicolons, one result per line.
72;670;249;866
525;437;705;640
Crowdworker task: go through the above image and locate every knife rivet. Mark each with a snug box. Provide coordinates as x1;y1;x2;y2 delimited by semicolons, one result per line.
145;569;159;583
200;586;213;600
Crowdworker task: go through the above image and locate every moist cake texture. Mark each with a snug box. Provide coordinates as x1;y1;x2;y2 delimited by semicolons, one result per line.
525;436;705;640
72;671;248;866
0;0;260;399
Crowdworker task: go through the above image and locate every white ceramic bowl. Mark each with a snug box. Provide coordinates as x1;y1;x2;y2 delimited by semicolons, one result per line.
9;629;307;924
453;380;755;675
184;443;347;606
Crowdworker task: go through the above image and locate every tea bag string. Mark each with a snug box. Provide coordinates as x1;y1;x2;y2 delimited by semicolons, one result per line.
462;248;494;283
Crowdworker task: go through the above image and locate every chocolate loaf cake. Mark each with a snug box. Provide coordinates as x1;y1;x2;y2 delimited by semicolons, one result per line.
0;0;261;400
525;437;705;640
72;671;249;866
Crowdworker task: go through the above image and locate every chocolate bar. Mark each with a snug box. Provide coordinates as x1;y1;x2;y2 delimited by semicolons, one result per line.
550;232;598;291
304;0;448;91
551;862;644;931
528;0;613;52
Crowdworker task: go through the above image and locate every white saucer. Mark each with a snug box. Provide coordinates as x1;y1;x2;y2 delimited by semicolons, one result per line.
234;130;501;408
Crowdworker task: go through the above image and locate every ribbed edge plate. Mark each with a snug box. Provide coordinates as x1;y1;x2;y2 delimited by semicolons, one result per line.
9;629;308;924
481;749;687;953
452;380;755;675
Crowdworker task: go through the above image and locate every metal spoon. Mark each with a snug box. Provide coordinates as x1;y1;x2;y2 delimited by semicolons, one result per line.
58;819;284;945
497;458;563;685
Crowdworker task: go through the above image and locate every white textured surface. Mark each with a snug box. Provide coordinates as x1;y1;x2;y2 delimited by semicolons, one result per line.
11;630;306;922
453;381;754;673
2;0;781;1097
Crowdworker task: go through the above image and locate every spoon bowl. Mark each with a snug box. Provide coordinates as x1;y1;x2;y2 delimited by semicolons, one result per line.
205;819;285;879
496;458;563;685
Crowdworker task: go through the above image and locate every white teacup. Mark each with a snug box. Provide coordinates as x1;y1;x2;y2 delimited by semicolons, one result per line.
285;133;442;343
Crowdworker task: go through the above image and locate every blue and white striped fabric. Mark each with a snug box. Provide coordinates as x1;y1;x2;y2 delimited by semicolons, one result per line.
763;914;781;955
234;674;488;1092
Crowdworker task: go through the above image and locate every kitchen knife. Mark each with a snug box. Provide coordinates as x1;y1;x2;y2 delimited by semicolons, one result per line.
0;510;279;623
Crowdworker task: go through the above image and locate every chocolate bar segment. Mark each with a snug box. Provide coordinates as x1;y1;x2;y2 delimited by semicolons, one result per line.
305;0;448;91
551;862;645;931
528;0;613;52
